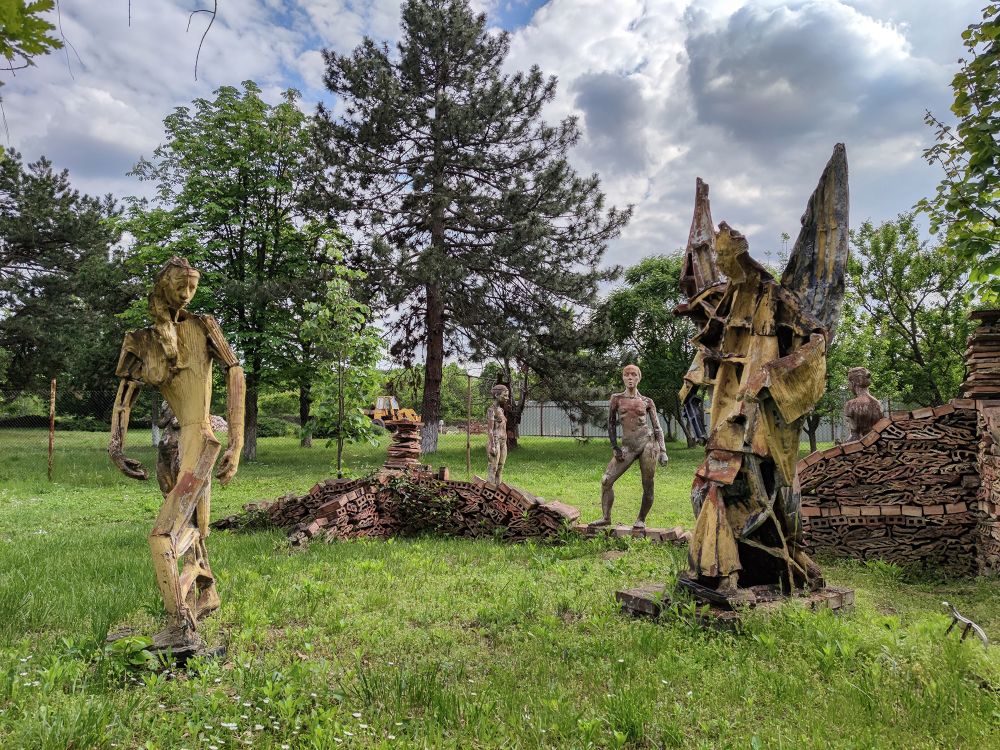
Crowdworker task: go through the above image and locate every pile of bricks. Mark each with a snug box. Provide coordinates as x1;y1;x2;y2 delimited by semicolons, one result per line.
572;523;691;545
961;311;1000;399
384;419;423;469
214;471;581;546
977;406;1000;575
798;401;982;575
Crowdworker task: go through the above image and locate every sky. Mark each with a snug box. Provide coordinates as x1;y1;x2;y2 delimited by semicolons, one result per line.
0;0;985;270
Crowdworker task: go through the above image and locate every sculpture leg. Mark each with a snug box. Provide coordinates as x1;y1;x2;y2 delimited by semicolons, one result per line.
495;441;508;485
592;450;637;526
634;442;657;527
148;424;220;648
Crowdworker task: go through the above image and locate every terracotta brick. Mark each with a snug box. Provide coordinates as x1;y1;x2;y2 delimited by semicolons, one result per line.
801;505;822;517
881;505;902;516
933;403;956;417
841;506;861;517
945;501;968;514
911;406;935;420
924;504;945;515
953;398;976;410
861;430;881;447
901;505;923;517
890;410;911;420
824;446;845;459
820;505;832;516
871;417;892;433
801;451;823;467
860;506;880;516
843;441;865;455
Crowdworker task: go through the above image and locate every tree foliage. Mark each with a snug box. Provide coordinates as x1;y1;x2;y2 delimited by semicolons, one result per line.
593;254;695;443
122;81;344;460
316;0;629;453
0;148;128;413
302;266;383;478
0;1;61;76
919;3;1000;297
849;214;973;407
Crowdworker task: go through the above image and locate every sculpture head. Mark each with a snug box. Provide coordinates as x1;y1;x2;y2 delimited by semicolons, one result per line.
491;383;510;404
848;366;871;395
149;257;201;367
622;364;642;390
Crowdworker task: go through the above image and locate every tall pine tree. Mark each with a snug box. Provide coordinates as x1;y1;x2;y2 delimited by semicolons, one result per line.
316;0;629;452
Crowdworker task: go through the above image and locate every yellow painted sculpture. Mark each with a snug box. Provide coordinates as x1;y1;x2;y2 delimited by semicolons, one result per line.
676;145;849;604
109;257;245;654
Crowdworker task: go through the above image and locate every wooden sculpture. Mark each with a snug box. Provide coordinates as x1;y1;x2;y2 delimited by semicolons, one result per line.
109;257;245;655
676;145;849;604
589;365;669;530
486;384;509;484
844;366;883;442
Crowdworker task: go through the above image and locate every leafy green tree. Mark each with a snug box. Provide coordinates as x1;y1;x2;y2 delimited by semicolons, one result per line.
122;81;345;460
0;1;61;81
593;254;696;444
849;214;973;407
303;269;384;478
919;4;1000;297
0;148;128;411
316;0;629;453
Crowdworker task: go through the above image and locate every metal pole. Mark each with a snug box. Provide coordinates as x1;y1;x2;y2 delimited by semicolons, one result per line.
48;378;55;481
539;401;544;437
466;371;472;477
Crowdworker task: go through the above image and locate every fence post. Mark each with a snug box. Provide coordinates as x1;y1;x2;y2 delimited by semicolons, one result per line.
48;378;56;481
539;401;544;437
466;371;472;477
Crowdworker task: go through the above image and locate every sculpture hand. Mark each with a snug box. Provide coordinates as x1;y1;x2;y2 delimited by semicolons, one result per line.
215;447;240;486
658;451;669;466
613;447;624;462
112;452;148;481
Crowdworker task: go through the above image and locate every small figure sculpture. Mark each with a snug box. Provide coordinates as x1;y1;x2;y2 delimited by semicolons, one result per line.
590;365;669;529
844;366;883;442
486;383;509;484
109;257;245;655
676;145;849;604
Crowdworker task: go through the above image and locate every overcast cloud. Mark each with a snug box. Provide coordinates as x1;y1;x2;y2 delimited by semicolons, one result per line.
0;0;984;268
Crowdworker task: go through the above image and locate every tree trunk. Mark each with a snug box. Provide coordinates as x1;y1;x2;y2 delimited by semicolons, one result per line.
299;382;312;448
243;370;259;461
503;399;522;449
804;412;821;453
420;283;445;454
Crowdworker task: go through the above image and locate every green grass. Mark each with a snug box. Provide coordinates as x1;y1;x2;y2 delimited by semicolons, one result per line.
0;430;998;749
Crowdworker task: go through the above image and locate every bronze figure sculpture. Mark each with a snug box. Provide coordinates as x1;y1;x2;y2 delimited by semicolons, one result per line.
676;145;849;604
844;366;883;442
590;364;669;529
486;383;509;484
109;257;245;654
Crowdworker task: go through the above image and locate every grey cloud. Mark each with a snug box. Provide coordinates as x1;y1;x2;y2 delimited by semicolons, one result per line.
683;2;943;147
572;72;650;174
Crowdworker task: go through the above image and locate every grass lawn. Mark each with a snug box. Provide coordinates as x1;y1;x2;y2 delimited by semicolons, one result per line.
1;429;998;749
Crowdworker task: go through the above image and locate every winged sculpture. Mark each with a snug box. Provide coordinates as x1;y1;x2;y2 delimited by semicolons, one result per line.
675;144;849;604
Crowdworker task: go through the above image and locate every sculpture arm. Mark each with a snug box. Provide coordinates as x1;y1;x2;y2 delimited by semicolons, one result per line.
204;316;245;484
608;396;622;459
645;397;668;462
109;376;148;481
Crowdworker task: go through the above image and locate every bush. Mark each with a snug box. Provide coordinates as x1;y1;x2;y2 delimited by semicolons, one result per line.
258;390;299;419
256;416;293;437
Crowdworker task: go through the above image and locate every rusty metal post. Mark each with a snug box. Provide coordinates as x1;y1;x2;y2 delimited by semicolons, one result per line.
48;378;56;481
466;371;472;477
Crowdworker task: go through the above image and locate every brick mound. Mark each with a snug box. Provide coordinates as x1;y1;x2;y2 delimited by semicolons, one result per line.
798;400;983;575
572;523;691;545
213;469;581;546
976;405;1000;575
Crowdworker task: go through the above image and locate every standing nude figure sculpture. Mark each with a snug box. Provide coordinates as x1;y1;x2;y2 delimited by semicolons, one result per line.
590;365;668;529
844;366;883;442
109;257;245;654
486;383;509;484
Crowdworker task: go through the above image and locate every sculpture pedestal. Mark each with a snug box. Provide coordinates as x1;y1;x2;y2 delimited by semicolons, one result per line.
615;582;854;630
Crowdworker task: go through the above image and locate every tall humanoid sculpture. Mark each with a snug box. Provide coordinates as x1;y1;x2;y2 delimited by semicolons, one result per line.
676;145;849;604
109;257;245;653
844;367;883;442
590;365;669;529
486;383;509;484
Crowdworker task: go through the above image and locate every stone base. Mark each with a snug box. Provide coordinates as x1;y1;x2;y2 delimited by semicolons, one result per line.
573;523;691;545
615;582;854;630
